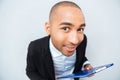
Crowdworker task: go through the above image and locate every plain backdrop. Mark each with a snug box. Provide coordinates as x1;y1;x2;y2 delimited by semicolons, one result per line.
0;0;120;80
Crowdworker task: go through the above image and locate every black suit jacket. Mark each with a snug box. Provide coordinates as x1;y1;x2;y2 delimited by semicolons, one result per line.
26;35;87;80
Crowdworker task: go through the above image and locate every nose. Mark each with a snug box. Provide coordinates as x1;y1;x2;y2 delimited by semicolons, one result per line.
69;32;83;45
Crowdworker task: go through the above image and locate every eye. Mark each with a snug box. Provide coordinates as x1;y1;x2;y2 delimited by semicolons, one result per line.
62;27;70;31
78;28;84;33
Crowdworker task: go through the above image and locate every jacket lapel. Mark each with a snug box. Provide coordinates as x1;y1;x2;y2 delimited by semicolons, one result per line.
43;36;55;80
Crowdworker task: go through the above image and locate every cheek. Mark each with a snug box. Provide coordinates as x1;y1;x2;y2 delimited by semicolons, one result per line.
50;27;68;44
51;29;66;40
81;34;84;42
77;34;84;43
51;32;67;47
53;33;66;42
51;34;65;51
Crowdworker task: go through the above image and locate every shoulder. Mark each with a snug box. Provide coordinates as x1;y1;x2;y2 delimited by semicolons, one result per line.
31;36;50;45
77;34;87;49
28;36;50;50
82;34;87;45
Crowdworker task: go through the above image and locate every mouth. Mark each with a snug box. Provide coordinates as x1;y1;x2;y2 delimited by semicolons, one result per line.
64;46;77;52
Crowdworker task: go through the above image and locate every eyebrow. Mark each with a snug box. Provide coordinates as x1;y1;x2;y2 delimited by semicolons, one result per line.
81;23;86;27
60;22;86;27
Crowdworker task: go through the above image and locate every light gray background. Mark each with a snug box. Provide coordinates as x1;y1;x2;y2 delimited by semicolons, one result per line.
0;0;120;80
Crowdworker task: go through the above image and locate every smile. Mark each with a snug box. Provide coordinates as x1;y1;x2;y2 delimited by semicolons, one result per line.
65;46;76;52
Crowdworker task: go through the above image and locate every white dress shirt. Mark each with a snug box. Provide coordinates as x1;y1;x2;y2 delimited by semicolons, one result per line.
50;39;76;80
49;39;90;80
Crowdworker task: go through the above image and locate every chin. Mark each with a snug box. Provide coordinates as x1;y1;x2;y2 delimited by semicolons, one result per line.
64;52;74;57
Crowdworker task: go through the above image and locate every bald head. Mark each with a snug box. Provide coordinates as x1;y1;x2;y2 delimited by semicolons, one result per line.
49;1;82;23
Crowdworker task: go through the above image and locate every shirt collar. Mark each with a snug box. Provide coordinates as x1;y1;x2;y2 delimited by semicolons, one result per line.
50;38;63;57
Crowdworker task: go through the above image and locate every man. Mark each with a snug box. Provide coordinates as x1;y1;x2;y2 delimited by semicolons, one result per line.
26;1;93;80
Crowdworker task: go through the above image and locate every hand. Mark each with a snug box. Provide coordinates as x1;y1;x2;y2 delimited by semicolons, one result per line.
84;64;94;77
84;64;93;70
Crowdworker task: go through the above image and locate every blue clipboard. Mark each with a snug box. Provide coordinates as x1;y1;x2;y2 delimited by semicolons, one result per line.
57;63;114;79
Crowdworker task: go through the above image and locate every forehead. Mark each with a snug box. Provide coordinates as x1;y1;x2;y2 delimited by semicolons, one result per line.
50;6;85;25
50;5;82;18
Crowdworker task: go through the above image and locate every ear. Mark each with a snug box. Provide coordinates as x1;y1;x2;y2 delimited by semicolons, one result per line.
45;22;51;35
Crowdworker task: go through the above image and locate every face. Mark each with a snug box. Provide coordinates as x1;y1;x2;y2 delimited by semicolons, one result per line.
45;6;85;56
